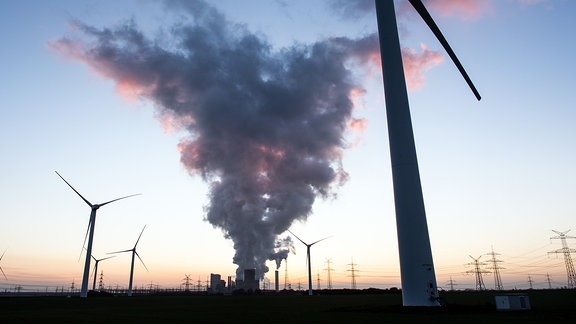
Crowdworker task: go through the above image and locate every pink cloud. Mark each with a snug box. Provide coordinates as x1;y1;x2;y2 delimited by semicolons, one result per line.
349;118;367;132
401;44;444;91
423;0;493;20
518;0;546;5
49;37;153;102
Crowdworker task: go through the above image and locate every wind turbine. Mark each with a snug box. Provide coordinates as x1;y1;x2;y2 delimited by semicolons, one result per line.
288;230;330;296
374;0;481;306
91;255;115;291
109;225;148;297
55;171;140;298
0;249;7;280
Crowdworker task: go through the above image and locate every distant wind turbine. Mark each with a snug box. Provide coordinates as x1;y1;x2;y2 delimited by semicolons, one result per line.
109;225;148;297
55;171;140;298
288;230;330;296
375;0;481;306
91;255;115;291
0;249;7;280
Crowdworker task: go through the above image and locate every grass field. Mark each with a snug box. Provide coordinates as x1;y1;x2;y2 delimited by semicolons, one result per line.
1;289;575;323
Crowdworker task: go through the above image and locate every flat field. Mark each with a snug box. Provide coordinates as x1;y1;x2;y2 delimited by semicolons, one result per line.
1;289;575;323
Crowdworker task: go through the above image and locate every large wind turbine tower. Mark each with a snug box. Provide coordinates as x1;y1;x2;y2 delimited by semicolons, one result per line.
55;171;140;298
109;225;149;297
374;0;481;306
288;230;330;296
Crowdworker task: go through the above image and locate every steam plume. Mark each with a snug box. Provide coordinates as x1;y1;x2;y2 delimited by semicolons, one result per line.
53;0;378;279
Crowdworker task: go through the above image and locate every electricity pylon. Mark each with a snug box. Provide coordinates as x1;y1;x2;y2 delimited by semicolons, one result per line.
98;271;105;291
324;258;334;289
546;273;553;289
485;247;504;290
182;274;192;292
549;230;576;288
466;255;489;290
347;259;358;290
446;276;458;291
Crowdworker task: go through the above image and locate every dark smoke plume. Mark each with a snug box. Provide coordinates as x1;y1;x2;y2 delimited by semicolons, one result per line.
53;0;378;279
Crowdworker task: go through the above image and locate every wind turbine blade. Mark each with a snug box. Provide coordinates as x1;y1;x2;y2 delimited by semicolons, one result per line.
134;225;147;248
108;249;132;255
408;0;481;101
287;230;307;246
91;262;97;278
55;171;93;207
99;255;116;262
310;236;332;246
93;255;116;262
135;251;149;272
79;221;92;262
99;193;141;208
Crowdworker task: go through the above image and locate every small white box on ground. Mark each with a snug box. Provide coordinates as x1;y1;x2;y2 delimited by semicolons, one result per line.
495;294;531;311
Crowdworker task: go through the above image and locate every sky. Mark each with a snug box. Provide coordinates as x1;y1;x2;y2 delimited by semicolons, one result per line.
1;0;575;293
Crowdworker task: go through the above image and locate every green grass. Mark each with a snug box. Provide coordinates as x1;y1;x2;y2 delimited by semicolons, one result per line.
1;290;575;323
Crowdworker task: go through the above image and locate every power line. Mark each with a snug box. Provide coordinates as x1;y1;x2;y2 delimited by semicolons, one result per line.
548;230;576;288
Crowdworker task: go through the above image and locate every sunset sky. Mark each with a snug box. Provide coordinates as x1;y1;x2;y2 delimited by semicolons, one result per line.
1;0;575;293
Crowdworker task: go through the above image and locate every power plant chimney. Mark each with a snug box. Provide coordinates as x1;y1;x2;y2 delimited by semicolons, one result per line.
275;270;279;292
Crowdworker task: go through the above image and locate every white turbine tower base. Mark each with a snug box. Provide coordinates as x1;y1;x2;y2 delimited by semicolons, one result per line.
374;0;481;306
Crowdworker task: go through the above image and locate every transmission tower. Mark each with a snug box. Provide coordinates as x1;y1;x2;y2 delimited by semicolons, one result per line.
347;259;358;290
446;276;458;291
316;272;321;290
546;273;553;289
324;258;334;289
548;230;576;288
527;275;534;289
182;274;192;292
466;255;489;290
485;247;504;290
98;271;105;291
